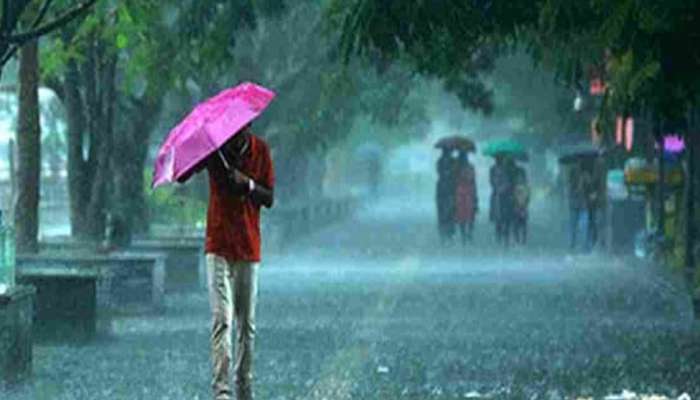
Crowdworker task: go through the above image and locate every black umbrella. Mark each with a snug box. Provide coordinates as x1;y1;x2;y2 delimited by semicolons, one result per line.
435;136;477;152
558;143;602;164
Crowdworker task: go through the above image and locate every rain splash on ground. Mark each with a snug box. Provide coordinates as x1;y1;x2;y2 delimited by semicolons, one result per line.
2;194;700;399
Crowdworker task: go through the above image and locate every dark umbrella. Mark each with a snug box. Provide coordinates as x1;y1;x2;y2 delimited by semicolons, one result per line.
435;136;477;152
558;143;602;164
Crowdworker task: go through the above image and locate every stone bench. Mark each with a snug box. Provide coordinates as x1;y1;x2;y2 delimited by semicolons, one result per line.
128;238;205;292
0;285;36;384
16;267;100;341
17;252;166;313
41;237;205;292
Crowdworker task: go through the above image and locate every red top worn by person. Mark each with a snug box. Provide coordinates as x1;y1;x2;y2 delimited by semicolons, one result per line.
455;158;477;224
205;132;275;261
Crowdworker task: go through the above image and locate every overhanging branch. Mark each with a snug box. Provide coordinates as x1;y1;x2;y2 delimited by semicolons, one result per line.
32;0;56;29
0;0;56;68
6;0;97;46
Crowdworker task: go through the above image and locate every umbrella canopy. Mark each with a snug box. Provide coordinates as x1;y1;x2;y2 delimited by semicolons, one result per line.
483;138;526;157
152;82;276;188
558;143;602;164
434;135;476;152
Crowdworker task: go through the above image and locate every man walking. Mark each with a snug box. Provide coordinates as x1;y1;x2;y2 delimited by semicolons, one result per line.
191;124;274;400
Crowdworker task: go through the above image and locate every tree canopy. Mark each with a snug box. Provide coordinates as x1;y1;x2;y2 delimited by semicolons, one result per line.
0;0;97;78
330;0;700;134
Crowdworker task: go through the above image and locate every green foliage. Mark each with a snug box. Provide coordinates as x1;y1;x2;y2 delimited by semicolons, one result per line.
144;169;207;227
331;0;700;131
486;51;587;145
201;1;425;158
537;0;700;123
327;0;539;114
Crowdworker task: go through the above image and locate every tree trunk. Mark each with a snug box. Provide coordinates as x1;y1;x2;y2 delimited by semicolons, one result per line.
111;97;162;239
14;40;40;253
61;37;117;242
687;110;699;318
83;45;116;240
656;117;666;237
63;58;90;239
7;138;16;217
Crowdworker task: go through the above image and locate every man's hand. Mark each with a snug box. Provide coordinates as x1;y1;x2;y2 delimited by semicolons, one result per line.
226;168;252;195
225;167;273;207
229;168;251;186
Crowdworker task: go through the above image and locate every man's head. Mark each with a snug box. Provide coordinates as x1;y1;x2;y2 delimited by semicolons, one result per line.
225;124;252;155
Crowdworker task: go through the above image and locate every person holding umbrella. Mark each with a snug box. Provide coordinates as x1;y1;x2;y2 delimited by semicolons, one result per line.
436;146;457;244
435;136;476;245
153;83;275;400
559;144;602;253
484;139;526;247
454;148;478;245
512;158;530;245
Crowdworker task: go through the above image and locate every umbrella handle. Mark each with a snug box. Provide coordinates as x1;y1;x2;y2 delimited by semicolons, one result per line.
217;150;232;171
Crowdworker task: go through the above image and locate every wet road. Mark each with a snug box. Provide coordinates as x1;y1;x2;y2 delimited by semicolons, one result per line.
3;196;700;399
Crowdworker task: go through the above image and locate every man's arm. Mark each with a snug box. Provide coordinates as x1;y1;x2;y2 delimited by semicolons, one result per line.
176;158;208;183
250;180;274;208
229;169;274;208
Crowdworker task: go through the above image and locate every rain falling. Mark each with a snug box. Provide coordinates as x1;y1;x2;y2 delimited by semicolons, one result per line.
1;1;700;400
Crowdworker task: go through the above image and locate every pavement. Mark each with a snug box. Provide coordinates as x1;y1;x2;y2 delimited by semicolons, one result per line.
2;195;699;399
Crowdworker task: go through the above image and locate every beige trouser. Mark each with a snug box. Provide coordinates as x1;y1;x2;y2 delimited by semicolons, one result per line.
206;254;259;400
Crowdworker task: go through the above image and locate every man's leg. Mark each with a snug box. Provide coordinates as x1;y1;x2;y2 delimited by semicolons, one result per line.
569;208;579;251
581;209;592;253
232;262;259;400
206;254;234;400
589;207;599;248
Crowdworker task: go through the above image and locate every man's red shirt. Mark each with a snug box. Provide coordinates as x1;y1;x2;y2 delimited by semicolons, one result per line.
205;135;274;262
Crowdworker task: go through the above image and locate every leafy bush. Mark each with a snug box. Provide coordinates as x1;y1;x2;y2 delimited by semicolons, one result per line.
144;168;207;229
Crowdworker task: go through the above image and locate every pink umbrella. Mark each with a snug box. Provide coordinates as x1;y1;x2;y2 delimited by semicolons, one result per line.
151;82;276;188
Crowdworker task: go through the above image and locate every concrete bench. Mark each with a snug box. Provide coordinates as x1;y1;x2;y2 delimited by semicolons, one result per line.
41;237;205;292
17;252;166;313
0;285;36;384
128;239;205;291
16;267;100;341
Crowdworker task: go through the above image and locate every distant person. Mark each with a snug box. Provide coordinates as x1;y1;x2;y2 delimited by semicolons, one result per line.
436;148;457;244
588;157;607;250
512;163;530;245
183;124;274;400
490;155;514;246
583;157;605;252
454;150;478;245
568;160;594;253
